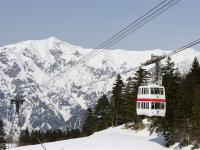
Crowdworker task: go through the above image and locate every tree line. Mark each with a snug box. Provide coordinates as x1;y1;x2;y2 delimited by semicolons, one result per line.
18;128;81;146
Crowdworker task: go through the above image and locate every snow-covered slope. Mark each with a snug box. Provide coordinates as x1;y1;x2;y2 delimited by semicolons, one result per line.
10;124;193;150
11;125;168;150
0;37;200;131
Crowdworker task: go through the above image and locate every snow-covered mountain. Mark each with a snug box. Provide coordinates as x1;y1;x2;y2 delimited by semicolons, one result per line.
0;37;199;131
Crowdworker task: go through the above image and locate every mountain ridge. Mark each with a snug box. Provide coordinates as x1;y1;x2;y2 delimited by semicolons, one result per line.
0;37;199;131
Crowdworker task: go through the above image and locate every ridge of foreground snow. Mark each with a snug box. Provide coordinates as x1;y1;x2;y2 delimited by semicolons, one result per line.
10;125;192;150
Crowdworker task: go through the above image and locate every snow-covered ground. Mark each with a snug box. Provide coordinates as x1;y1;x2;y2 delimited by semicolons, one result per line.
10;124;195;150
9;125;178;150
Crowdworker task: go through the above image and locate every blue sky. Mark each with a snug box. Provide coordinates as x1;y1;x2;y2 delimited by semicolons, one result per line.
0;0;200;50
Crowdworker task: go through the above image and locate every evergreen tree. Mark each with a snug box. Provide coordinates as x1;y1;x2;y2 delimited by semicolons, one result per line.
30;130;43;145
93;95;112;131
19;128;31;146
173;77;191;146
190;57;200;86
123;77;136;123
132;67;149;89
191;86;200;147
111;74;124;126
164;58;183;146
82;108;96;136
190;57;200;145
133;67;149;122
0;118;6;150
175;57;200;146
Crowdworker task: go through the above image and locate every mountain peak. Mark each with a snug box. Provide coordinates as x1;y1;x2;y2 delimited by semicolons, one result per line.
44;37;82;49
46;36;61;43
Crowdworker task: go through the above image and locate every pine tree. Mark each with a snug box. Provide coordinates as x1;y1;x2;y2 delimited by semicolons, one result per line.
190;57;200;146
132;67;149;89
133;67;149;123
190;57;200;85
168;57;200;146
123;77;136;123
164;58;184;146
82;108;96;136
19;128;31;146
173;77;191;146
111;74;124;126
0;118;6;150
30;130;43;145
93;95;112;131
191;86;200;147
177;57;200;145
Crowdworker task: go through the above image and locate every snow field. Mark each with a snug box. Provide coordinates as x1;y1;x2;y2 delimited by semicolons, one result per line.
11;125;169;150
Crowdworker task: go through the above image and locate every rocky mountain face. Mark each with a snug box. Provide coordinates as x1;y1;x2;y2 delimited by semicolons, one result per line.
0;37;199;131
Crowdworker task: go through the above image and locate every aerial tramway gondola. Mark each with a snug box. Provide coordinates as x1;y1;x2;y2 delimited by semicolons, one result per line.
136;55;166;117
136;84;166;117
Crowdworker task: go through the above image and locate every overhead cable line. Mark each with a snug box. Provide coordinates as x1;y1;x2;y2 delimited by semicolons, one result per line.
101;0;181;49
81;38;200;86
43;0;181;86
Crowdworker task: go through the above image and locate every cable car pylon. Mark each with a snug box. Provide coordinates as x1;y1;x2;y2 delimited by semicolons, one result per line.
8;95;25;148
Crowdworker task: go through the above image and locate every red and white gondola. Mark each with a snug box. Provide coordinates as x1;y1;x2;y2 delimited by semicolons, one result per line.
136;84;166;117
